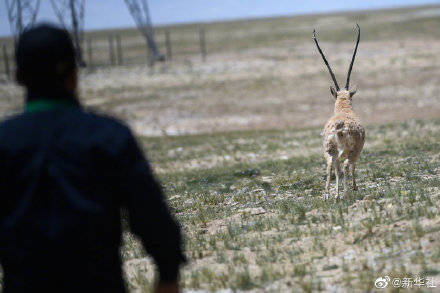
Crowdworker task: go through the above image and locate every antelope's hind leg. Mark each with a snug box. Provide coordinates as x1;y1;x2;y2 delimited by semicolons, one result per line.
334;158;341;199
342;159;350;198
324;154;332;200
351;162;358;191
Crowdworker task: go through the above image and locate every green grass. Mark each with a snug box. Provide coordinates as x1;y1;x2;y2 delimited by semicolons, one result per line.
121;118;440;291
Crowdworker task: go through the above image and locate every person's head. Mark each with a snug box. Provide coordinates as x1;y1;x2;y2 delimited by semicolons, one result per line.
15;23;78;94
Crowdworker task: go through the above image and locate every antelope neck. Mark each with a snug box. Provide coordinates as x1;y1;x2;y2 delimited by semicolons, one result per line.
334;99;353;114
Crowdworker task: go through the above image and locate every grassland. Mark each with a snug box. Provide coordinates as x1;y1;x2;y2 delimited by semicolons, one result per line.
1;4;440;293
120;118;440;292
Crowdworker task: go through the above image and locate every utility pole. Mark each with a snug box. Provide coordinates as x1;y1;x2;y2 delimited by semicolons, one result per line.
50;0;86;66
124;0;164;66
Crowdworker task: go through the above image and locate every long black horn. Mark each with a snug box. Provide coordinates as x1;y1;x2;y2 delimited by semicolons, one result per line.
345;23;360;90
313;29;340;91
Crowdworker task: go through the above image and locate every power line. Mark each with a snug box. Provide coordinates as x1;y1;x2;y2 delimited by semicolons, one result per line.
50;0;86;66
5;0;41;39
124;0;164;64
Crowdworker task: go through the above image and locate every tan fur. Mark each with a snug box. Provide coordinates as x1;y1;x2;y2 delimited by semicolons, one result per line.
323;89;365;199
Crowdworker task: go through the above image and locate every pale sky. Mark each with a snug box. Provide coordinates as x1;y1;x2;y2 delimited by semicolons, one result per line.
1;0;440;36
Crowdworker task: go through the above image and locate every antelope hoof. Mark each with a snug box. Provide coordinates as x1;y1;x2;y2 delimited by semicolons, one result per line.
323;192;330;200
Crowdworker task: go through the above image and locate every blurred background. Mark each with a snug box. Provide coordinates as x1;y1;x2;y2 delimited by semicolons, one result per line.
1;0;440;136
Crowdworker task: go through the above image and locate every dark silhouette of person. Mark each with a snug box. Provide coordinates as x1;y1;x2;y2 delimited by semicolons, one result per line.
0;23;185;293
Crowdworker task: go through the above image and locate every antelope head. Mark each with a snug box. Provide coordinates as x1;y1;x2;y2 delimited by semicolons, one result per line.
313;24;360;104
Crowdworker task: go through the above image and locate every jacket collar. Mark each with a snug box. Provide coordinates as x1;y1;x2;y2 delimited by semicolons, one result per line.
25;89;81;112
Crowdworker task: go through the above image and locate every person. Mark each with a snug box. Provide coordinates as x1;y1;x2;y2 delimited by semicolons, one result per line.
0;23;185;293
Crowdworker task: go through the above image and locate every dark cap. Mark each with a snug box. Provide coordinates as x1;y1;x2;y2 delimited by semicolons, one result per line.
15;23;77;90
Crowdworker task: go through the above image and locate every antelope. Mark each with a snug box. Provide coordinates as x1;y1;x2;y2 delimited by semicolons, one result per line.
313;24;365;200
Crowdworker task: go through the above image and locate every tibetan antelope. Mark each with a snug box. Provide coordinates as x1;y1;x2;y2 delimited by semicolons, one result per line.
313;24;365;200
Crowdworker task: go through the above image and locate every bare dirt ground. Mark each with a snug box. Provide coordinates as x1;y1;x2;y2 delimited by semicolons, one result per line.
83;38;440;137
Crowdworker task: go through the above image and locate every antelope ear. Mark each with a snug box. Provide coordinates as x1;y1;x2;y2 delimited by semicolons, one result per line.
330;86;337;99
349;86;357;98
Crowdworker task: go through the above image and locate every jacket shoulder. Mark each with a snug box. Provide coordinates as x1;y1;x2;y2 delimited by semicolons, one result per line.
81;110;131;133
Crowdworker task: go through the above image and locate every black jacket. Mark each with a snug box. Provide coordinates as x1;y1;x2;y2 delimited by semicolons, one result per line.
0;94;185;292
